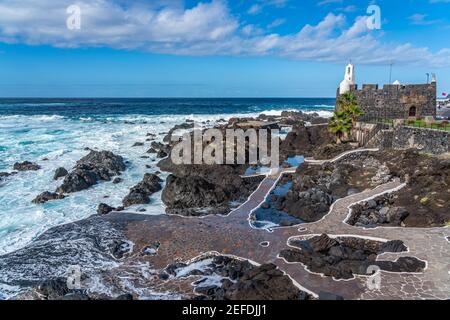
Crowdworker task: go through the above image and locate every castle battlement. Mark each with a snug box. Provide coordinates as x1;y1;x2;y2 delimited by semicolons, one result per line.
337;64;436;119
349;82;436;92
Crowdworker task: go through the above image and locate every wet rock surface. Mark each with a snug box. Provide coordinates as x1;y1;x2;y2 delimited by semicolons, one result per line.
162;164;263;216
221;263;310;300
56;150;126;194
122;173;162;207
0;214;133;299
26;278;134;300
347;194;410;227
53;167;68;180
13;161;41;171
113;177;123;184
97;203;116;215
271;149;449;227
156;113;332;218
376;150;450;228
280;124;353;160
275;154;385;222
279;111;329;125
167;256;311;300
32;192;65;204
0;171;17;184
147;141;171;158
132;142;144;147
345;149;450;228
2;114;449;301
280;234;424;280
163;122;194;143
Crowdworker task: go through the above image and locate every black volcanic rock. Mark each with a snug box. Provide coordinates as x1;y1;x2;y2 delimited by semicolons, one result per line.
279;234;423;280
0;172;17;178
32;192;65;204
274;152;388;222
132;142;144;147
56;150;126;194
122;173;162;207
163;123;194;143
0;171;17;183
97;203;116;215
53;167;68;180
280;123;354;161
170;256;311;300
157;149;168;158
161;164;262;216
344;149;450;228
147;141;170;158
163;174;228;215
222;263;309;300
36;279;70;299
13;161;41;171
112;177;123;184
348;194;410;228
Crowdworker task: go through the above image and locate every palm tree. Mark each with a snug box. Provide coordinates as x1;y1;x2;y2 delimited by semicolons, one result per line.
337;92;358;112
346;104;364;126
328;111;352;144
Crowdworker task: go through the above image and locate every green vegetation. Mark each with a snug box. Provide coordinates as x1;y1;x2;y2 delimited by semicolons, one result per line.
364;117;450;132
405;119;450;132
329;92;364;144
336;92;358;112
328;111;352;144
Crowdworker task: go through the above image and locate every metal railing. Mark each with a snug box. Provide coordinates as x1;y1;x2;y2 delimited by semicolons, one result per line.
401;119;450;132
359;123;381;147
358;116;450;132
357;116;393;147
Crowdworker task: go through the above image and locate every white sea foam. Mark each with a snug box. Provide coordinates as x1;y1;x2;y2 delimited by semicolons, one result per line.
258;108;333;118
175;258;215;278
0;111;259;255
0;107;332;256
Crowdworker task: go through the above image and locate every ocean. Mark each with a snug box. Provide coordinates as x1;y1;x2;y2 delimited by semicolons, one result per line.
0;98;335;256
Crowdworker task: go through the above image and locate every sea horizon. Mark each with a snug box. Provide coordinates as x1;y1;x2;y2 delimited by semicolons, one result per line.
0;97;335;260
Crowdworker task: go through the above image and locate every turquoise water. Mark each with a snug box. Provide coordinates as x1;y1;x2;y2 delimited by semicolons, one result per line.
0;98;334;255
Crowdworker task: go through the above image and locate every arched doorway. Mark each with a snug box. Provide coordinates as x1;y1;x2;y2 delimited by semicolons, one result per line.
409;106;416;117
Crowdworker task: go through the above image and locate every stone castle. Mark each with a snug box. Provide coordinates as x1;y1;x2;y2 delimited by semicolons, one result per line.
336;63;436;119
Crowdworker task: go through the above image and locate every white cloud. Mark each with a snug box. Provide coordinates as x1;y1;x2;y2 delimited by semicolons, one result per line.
0;0;449;67
268;18;286;29
247;0;288;15
317;0;343;6
339;5;358;13
247;4;262;15
408;13;442;26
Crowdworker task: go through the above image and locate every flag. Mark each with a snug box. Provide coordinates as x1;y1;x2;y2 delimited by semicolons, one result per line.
443;92;447;97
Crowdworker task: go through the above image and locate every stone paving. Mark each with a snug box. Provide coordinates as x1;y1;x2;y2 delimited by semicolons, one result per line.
119;148;449;300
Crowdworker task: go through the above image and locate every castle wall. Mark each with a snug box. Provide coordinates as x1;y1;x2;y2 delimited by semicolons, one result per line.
336;83;437;119
391;126;450;154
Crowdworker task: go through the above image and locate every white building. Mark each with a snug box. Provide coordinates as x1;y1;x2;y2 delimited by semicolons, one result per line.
339;63;355;95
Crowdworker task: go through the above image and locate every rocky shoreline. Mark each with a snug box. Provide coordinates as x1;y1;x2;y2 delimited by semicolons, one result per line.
0;110;449;300
280;234;425;280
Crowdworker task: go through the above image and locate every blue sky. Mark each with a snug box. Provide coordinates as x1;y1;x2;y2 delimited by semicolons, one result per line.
0;0;449;97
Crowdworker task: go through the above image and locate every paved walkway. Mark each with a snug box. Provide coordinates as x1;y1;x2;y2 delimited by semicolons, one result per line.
120;148;449;300
304;147;379;165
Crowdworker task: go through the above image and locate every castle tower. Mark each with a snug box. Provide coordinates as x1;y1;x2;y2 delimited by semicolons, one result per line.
339;63;355;94
431;73;436;83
